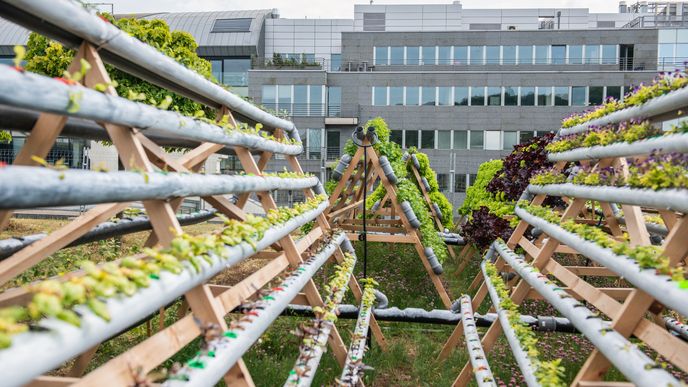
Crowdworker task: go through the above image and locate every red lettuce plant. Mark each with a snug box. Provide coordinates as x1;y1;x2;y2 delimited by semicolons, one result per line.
462;207;514;249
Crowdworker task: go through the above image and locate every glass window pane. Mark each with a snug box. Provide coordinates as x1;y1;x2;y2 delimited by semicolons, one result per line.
470;130;484;150
486;46;500;64
659;29;677;43
453;131;468;149
210;59;222;83
554;87;569;106
606;86;622;101
330;53;341;71
454;87;469;105
468;174;477;186
405;130;419;148
294;85;308;104
487;87;502;106
679;29;688;43
520;131;535;143
375;46;388;65
406;87;419;105
589;86;604;105
262;85;276;104
568;45;583;64
309;85;323;108
537;86;552;106
585;45;600;64
328;86;341;117
373;86;387;106
222;58;250;86
504;87;518;105
390;47;404;65
521;87;535;106
677;44;688;61
438;87;452;106
437;174;449;192
470;86;485;106
535;45;549;64
453;46;468;65
438;131;452;149
552;45;566;64
407;46;420;65
422;46;436;65
601;45;617;64
571;86;587;106
454;174;467;193
519;45;533;64
503;46;516;65
278;85;291;113
438;46;451;64
421;131;435;149
390;87;404;106
484;130;501;150
503;131;518;150
422;87;436;105
390;130;403;145
470;46;484;65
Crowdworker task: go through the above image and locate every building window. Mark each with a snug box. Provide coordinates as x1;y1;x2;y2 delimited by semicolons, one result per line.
519;45;533;65
470;86;485;106
468;174;478;186
208;57;250;88
554;86;569;106
487;87;502;106
571;86;586;106
503;46;517;65
504;87;518;106
437;174;449;192
390;130;403;145
407;47;420;65
328;87;341;117
211;18;252;33
438;87;452;106
585;45;600;64
310;85;324;115
551;45;566;64
373;86;387;106
486;46;500;64
421;131;435;149
437;131;452;150
601;45;617;64
390;87;404;106
278;85;292;114
503;131;519;150
569;45;583;64
470;46;484;65
484;130;501;150
294;85;308;116
422;87;436;106
606;86;622;101
406;86;420;105
589;86;604;105
537;86;552;106
330;54;341;71
520;131;535;143
535;45;549;64
454;131;468;149
375;47;388;65
470;130;484;150
390;47;404;65
454;46;468;65
405;130;419;148
454;87;469;106
262;85;276;108
438;46;451;65
521;87;536;106
306;128;323;159
422;46;436;65
454;174;467;192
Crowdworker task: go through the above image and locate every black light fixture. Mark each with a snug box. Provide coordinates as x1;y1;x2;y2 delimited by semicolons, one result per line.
351;126;378;280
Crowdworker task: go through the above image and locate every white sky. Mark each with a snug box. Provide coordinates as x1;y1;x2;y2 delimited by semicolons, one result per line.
105;0;624;18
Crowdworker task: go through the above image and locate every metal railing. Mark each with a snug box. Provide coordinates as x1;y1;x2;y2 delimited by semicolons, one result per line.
345;57;648;71
261;103;331;117
252;56;326;70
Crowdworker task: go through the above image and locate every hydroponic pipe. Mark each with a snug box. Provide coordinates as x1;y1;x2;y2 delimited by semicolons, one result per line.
665;317;688;341
285;252;358;387
459;295;497;387
559;86;688;136
339;287;375;386
492;240;681;387
547;133;688;162
439;232;465;246
163;232;348;387
481;260;539;387
0;210;217;260
0;0;300;138
515;207;688;317
0;65;303;155
0;166;317;209
527;184;688;214
0;200;328;387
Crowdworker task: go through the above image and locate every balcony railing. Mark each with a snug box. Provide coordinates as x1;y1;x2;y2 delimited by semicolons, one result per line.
296;146;341;161
261;103;343;118
252;57;326;70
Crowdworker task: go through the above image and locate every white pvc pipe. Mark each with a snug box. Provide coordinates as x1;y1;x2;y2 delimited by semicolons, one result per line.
0;0;299;137
163;232;348;387
0;65;302;155
0;200;328;387
0;166;317;209
527;184;688;214
492;240;681;387
481;260;540;387
515;207;688;317
339;287;374;386
560;86;688;136
547;133;688;162
459;294;497;387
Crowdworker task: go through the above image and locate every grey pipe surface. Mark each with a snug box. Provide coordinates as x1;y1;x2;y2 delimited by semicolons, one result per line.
515;207;688;317
0;65;302;155
0;210;217;259
0;0;299;135
424;247;444;275
0;166;317;209
0;200;329;387
421;177;431;192
559;86;688;136
332;154;352;181
379;156;397;185
339;287;374;387
438;232;465;246
665;317;688;341
411;154;420;170
164;232;348;387
432;202;444;222
547;133;688;162
493;240;681;387
400;201;421;229
528;183;688;214
459;295;497;387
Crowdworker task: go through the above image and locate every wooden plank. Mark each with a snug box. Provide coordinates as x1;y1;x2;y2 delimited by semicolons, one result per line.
339;224;406;234
28;376;82;387
345;233;416;244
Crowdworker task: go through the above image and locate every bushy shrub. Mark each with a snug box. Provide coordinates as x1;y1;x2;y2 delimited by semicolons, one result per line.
459;159;503;216
462;207;513;249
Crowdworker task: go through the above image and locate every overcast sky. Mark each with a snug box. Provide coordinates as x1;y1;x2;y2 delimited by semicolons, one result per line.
105;0;624;18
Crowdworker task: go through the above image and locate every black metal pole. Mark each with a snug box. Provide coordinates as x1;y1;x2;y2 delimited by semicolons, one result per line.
363;143;368;279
